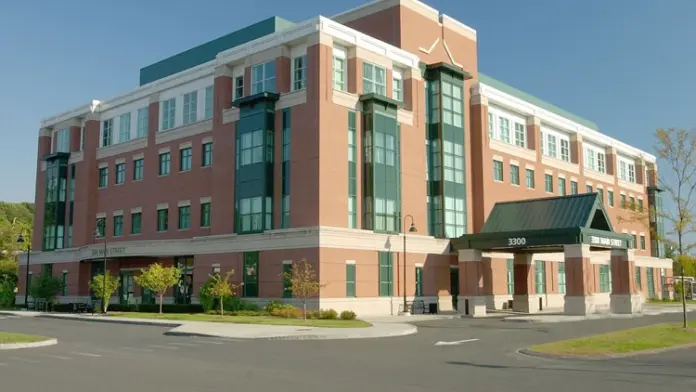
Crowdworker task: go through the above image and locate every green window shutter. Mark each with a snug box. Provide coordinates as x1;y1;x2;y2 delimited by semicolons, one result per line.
346;264;356;297
415;267;423;297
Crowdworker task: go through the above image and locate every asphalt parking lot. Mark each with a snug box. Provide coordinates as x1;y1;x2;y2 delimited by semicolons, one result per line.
0;313;695;392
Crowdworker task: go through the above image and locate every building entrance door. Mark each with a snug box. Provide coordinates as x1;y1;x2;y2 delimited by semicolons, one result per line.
120;271;134;305
450;267;459;311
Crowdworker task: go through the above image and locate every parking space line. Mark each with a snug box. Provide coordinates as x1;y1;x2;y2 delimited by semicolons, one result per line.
148;345;178;350
194;340;224;345
168;342;197;347
122;347;154;353
41;354;71;360
8;356;40;364
71;352;101;358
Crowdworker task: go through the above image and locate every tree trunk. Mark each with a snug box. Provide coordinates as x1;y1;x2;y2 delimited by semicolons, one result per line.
303;301;307;321
219;297;224;317
680;236;687;329
159;293;164;314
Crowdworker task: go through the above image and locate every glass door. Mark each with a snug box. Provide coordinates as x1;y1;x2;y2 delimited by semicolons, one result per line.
120;271;134;305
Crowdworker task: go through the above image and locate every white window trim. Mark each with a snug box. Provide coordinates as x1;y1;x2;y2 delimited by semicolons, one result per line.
540;125;570;162
332;45;347;92
488;105;527;148
583;142;606;174
291;55;307;91
392;67;403;101
617;156;636;183
251;60;276;94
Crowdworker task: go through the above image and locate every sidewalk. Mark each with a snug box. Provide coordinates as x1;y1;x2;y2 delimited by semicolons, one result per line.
502;304;696;323
0;311;418;340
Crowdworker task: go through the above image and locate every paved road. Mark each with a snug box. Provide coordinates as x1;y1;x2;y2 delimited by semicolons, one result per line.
1;314;695;391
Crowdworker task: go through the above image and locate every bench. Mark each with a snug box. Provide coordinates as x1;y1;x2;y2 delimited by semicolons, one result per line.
400;300;437;314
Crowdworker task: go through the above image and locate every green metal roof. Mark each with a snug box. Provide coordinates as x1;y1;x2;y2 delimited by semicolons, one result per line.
478;73;599;131
481;193;612;233
139;17;295;86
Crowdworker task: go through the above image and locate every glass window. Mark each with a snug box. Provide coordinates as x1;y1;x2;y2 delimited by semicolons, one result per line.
234;76;244;99
488;113;494;140
200;202;211;228
392;68;403;101
136;107;149;138
374;197;398;233
559;178;566;195
514;123;525;147
133;159;144;180
634;266;642;290
115;163;125;184
586;184;593;193
157;209;168;232
608;190;614;206
443;196;466;238
282;195;290;229
119;113;131;143
493;160;503;181
570;181;578;194
526;168;535;188
161;98;176;131
534;260;546;294
545;174;553;193
599;265;611;293
238;196;265;233
238;130;265;167
510;164;520;185
546;133;557;158
558;262;566;294
443;140;464;183
506;259;514;295
98;167;108;188
102;119;113;147
178;206;190;230
620;194;627;208
346;264;356;297
640;235;646;250
560;139;570;162
131;212;142;235
598;188;604;203
378;252;393;297
179;148;192;171
252;61;276;94
373;131;397;166
638;198;644;212
183;91;198;125
362;62;386;95
415;266;423;296
113;215;123;237
442;81;463;127
202;142;213;167
292;55;307;91
158;152;170;175
333;50;346;91
61;272;68;296
55;129;70;153
204;86;214;120
498;117;510;144
242;252;259;297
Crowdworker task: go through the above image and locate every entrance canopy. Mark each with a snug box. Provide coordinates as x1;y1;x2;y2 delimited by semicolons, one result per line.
451;193;630;253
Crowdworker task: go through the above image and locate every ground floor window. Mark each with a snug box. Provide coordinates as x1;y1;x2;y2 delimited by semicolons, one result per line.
534;260;546;294
506;259;514;295
61;272;67;296
346;263;356;297
378;252;393;296
635;267;642;290
599;265;611;293
243;252;259;297
415;266;423;297
557;262;566;294
647;267;655;298
283;263;292;298
174;257;194;304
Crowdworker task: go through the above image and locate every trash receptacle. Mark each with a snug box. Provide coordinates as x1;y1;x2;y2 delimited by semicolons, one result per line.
428;303;438;314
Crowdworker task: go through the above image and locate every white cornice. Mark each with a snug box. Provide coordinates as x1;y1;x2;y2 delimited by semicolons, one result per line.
475;82;657;164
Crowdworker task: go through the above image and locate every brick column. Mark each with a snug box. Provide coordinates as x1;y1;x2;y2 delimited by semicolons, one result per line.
563;244;596;315
610;248;643;314
457;249;486;317
526;116;541;161
513;253;538;313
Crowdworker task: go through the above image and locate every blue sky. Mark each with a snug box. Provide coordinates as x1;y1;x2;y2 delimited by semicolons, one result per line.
1;0;694;203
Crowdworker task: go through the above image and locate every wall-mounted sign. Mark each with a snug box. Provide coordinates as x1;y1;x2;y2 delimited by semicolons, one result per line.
589;236;623;247
507;237;527;246
91;247;126;257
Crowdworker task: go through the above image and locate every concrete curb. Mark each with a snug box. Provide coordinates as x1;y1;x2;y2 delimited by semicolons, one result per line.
39;314;182;328
518;341;696;361
165;324;417;340
0;338;58;350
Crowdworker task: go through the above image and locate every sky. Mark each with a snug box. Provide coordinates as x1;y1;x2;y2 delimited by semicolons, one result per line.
1;0;695;203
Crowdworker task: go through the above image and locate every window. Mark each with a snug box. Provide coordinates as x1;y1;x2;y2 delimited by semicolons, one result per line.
292;55;307;91
415;266;423;296
346;263;356;297
392;68;403;101
488;113;494;140
599;265;611;293
133;159;144;180
598;188;604;203
113;215;123;237
373;132;396;166
115;163;125;184
534;260;546;294
362;62;386;95
443;140;464;183
506;259;514;295
620;194;627;208
183;91;198;125
442;81;463;127
444;196;466;238
333;47;347;91
634;266;642;290
498;117;510;144
570;180;578;194
545;174;553;193
619;159;636;183
238;130;264;166
238;196;271;232
200;202;211;228
61;272;67;296
178;206;190;230
179;148;192;171
558;262;566;294
119;113;131;143
510;164;520;185
637;198;644;212
283;263;292;298
631;234;638;249
378;252;393;296
161;98;176;131
584;146;606;173
252;61;276;94
608;190;614;207
98;167;108;188
493;160;503;182
157;208;168;232
158;152;170;175
647;268;655;298
131;212;142;235
234;76;244;99
242;252;259;297
559;178;566;196
586;184;593;193
546;133;557;158
526;168;535;188
55;129;70;153
514;123;526;147
136;107;149;138
560;139;570;162
202;142;213;167
374;197;398;232
204;86;214;120
348;112;357;229
102;119;113;147
640;235;646;250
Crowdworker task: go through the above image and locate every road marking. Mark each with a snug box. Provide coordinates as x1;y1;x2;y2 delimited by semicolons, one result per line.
148;345;178;350
6;316;19;319
194;340;224;345
71;352;101;358
41;354;71;360
122;347;153;353
8;356;40;363
168;342;197;347
434;338;480;346
0;362;7;366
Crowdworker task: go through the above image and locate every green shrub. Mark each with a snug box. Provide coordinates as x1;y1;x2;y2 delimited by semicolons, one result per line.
228;310;267;317
223;297;260;312
319;309;338;320
307;310;321;319
270;306;303;318
198;278;216;312
339;310;357;320
264;300;284;313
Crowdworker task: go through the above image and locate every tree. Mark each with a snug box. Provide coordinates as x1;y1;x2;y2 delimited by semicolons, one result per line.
281;259;325;320
88;272;120;313
29;274;64;310
206;270;239;316
654;128;696;328
134;263;182;314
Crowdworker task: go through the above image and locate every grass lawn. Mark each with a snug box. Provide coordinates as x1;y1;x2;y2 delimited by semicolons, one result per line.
108;312;371;328
530;322;696;356
647;299;696;306
0;332;50;344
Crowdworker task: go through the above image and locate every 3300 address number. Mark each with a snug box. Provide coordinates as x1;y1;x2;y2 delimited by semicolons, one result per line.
507;237;527;246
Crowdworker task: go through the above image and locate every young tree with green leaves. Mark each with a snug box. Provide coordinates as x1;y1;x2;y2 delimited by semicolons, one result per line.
281;259;325;320
134;263;182;314
88;272;120;313
206;270;239;316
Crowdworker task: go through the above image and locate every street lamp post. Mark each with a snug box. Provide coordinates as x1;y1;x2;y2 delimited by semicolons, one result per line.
402;215;417;314
15;234;30;310
94;219;108;313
